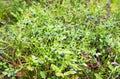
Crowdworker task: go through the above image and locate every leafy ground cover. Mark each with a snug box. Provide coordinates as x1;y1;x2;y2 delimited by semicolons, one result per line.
0;0;120;79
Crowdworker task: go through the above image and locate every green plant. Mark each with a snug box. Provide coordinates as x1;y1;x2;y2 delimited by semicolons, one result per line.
0;0;120;79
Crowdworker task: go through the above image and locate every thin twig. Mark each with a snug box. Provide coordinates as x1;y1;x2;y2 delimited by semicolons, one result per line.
107;73;112;79
107;0;111;18
0;46;9;50
114;55;117;62
83;70;89;79
108;55;120;79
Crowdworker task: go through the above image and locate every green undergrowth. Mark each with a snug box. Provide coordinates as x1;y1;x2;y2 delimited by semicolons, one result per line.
0;0;120;79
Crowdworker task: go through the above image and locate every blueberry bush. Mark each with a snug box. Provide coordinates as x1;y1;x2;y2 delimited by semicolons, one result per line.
0;0;120;79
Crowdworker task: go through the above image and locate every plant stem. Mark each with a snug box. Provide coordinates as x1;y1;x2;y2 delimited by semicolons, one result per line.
107;0;111;18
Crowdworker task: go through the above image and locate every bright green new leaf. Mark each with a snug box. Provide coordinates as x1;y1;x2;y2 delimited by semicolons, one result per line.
40;71;46;79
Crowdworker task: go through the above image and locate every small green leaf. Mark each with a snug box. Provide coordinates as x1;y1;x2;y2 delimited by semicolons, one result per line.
94;73;102;79
27;66;34;71
64;71;76;76
51;64;61;72
56;72;63;77
40;71;46;79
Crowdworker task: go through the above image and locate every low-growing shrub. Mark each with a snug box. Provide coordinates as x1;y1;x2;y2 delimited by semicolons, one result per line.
0;0;120;79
